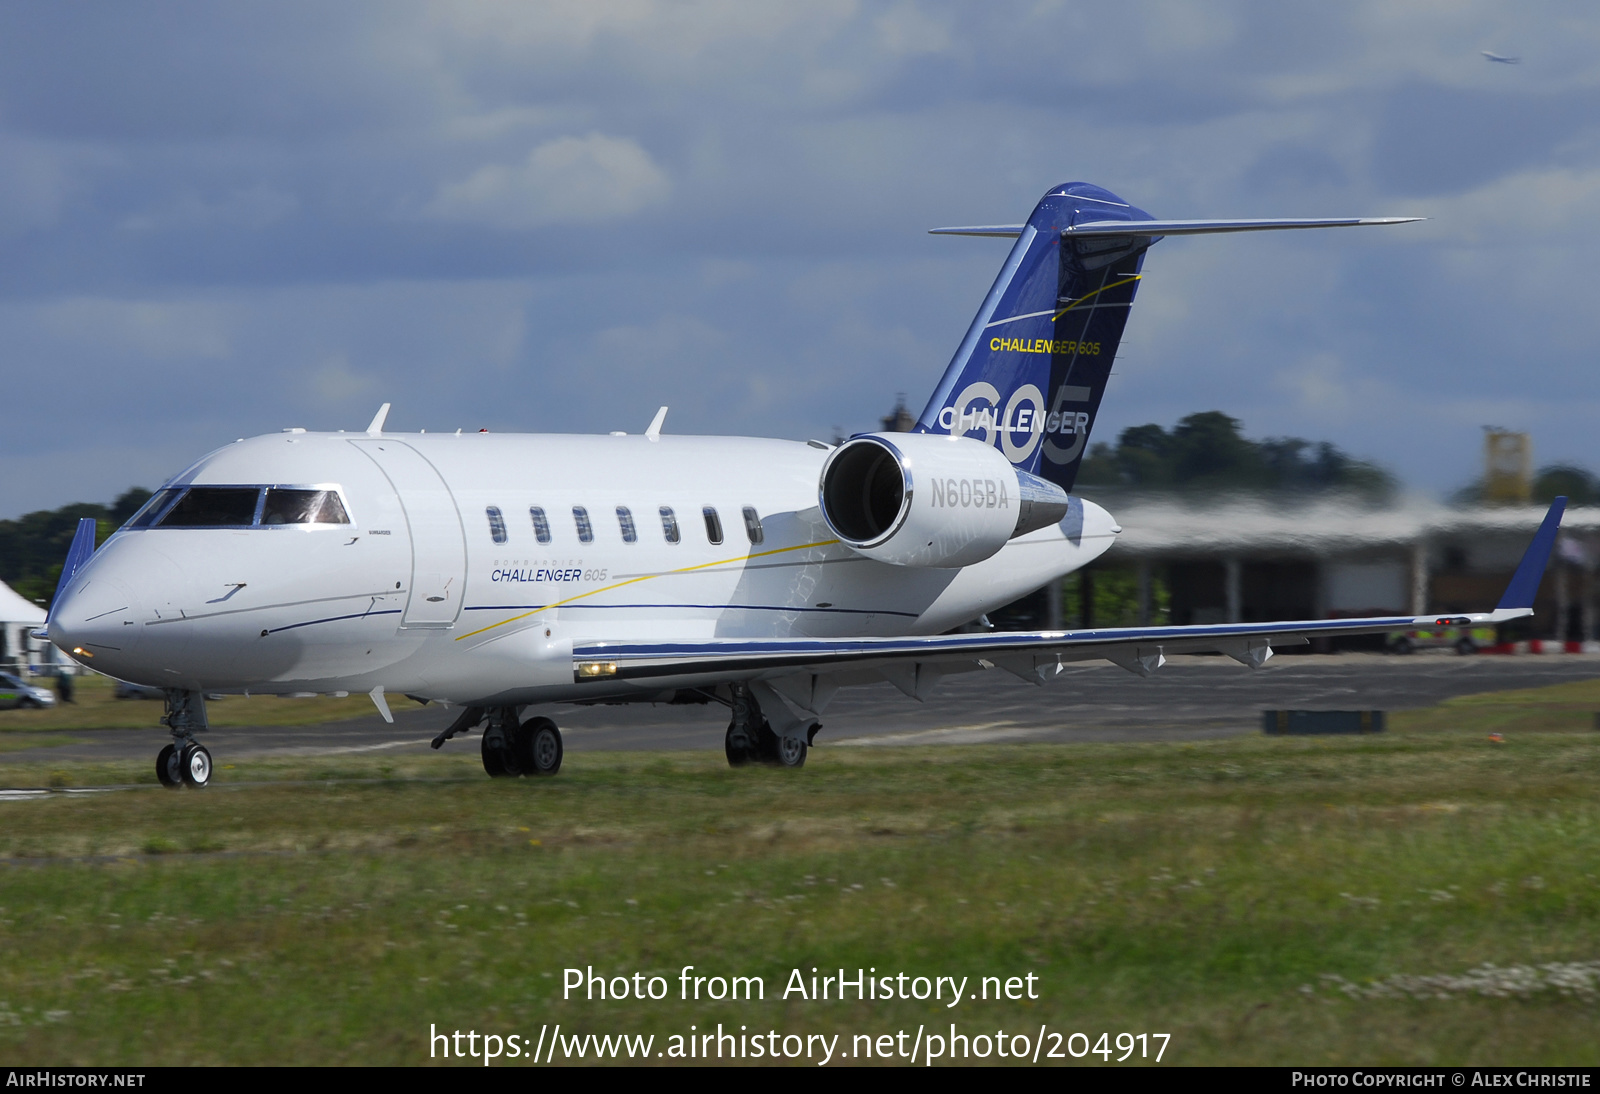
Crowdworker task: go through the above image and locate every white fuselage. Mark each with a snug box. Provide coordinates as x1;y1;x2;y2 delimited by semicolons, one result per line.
49;430;1118;706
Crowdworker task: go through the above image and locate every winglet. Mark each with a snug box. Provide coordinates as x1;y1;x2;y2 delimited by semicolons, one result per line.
1497;497;1568;611
366;402;391;436
645;406;668;442
46;518;99;623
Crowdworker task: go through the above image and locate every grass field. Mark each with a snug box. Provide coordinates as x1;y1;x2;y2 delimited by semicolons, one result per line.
0;679;1597;1066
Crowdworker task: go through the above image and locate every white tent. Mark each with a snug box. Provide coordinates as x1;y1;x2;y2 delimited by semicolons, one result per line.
0;580;50;673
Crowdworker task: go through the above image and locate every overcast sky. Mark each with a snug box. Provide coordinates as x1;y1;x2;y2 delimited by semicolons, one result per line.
2;1;1596;517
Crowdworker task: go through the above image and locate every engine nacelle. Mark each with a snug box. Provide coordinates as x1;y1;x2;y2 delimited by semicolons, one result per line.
818;433;1068;567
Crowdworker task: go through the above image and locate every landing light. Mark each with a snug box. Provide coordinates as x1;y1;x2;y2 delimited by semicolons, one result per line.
575;661;618;680
71;647;93;659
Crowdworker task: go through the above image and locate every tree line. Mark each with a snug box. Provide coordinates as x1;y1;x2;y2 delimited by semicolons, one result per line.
0;489;151;608
1074;411;1398;500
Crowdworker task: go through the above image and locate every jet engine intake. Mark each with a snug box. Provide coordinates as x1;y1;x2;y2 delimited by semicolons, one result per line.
818;433;1068;567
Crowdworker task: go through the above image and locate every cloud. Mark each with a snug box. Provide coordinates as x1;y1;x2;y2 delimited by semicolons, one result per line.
309;354;379;402
118;185;301;234
1271;352;1395;423
421;133;669;229
11;2;1600;514
34;297;233;361
874;3;951;57
0;137;78;235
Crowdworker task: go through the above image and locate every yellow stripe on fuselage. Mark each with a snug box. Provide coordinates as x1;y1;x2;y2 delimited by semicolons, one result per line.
453;538;842;641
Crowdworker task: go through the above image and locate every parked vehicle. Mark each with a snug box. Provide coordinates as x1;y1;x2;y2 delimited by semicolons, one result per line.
1387;624;1497;655
0;672;58;710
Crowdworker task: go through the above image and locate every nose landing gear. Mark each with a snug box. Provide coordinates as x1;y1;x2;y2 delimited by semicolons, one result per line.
156;689;211;789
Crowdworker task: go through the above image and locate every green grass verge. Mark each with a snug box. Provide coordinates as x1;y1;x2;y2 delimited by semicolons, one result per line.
0;680;1596;1065
0;672;379;731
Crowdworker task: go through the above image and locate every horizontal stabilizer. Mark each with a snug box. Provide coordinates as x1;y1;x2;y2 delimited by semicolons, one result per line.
1063;217;1422;237
1497;497;1567;610
927;225;1026;238
929;218;1422;240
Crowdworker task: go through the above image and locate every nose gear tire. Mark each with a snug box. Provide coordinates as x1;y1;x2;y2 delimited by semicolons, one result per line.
179;743;212;788
156;744;181;788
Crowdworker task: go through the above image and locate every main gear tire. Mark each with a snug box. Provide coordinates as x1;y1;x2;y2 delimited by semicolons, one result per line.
772;733;807;768
725;722;756;767
520;717;563;776
481;732;510;777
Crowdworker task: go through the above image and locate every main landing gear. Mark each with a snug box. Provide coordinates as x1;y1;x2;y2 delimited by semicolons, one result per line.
724;682;814;769
482;712;564;778
156;689;212;788
429;705;563;778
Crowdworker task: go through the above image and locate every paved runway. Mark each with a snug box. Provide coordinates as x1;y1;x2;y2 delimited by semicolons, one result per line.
3;652;1596;769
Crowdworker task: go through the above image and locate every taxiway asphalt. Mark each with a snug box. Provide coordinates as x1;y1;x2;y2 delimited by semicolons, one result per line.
2;652;1594;769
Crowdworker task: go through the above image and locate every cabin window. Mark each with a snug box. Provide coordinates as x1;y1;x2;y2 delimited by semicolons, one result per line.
262;489;349;525
530;507;551;544
486;506;508;544
660;506;680;544
742;506;764;545
156;487;262;528
573;506;594;544
702;506;723;545
617;506;637;543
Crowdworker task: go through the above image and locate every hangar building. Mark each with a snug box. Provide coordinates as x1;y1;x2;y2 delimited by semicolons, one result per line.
1005;498;1600;646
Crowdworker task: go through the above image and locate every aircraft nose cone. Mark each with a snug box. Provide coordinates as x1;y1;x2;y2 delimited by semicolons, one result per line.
51;576;143;665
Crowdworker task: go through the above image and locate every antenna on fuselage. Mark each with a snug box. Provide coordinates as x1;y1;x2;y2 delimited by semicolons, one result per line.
366;402;391;436
645;406;669;442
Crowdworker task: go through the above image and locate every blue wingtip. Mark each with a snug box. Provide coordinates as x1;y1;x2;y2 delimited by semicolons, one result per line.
45;517;99;623
1496;497;1568;611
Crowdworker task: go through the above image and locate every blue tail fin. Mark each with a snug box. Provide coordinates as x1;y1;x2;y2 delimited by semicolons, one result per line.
916;182;1154;491
915;185;1421;491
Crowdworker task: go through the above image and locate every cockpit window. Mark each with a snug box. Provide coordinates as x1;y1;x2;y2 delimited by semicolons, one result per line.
140;485;351;529
262;489;350;525
157;487;261;528
124;488;184;529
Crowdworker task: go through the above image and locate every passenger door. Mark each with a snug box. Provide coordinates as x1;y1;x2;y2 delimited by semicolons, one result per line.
350;440;467;628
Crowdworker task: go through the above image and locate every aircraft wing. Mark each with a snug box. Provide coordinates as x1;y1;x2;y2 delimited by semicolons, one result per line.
569;498;1567;705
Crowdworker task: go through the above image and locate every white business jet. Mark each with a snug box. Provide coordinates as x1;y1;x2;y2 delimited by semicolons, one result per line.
43;182;1564;788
